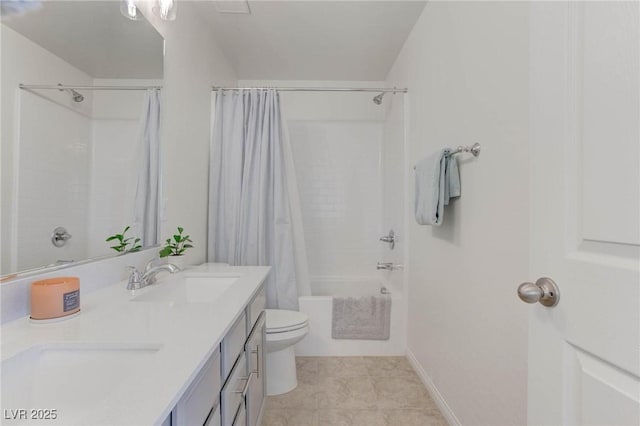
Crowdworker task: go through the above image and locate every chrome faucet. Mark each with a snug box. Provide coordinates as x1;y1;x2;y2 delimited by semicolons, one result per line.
142;263;180;286
127;263;180;290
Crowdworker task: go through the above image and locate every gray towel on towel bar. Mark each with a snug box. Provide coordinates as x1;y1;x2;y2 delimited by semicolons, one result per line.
414;148;460;226
332;296;391;340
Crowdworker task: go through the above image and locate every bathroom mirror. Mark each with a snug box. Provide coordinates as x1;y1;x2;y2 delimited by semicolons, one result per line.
1;1;164;279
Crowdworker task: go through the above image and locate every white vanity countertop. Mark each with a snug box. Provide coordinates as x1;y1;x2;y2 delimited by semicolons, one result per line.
0;263;270;426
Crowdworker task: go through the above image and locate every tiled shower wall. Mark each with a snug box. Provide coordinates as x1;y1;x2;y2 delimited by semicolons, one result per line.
3;25;94;272
239;81;389;281
379;91;406;294
289;120;383;278
16;91;92;271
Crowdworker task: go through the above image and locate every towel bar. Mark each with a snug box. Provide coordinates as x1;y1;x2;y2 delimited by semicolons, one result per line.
446;142;481;158
413;143;481;169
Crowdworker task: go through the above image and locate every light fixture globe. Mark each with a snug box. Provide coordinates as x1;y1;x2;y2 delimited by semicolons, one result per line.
120;0;143;21
153;0;177;21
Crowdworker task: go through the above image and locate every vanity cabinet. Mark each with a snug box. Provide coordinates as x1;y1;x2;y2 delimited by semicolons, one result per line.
171;283;266;426
222;314;248;378
221;352;248;425
232;404;246;426
220;287;266;426
173;349;222;426
204;406;221;426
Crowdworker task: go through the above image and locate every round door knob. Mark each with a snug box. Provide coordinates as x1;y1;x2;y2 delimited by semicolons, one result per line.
517;277;560;307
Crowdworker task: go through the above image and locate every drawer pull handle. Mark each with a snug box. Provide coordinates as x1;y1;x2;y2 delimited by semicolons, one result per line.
231;372;253;396
250;348;260;377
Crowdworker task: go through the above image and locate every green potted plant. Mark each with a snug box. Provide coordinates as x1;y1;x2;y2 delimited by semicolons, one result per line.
159;226;193;268
106;226;142;253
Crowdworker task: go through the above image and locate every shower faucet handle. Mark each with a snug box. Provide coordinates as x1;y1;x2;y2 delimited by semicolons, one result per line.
51;226;72;247
379;230;395;250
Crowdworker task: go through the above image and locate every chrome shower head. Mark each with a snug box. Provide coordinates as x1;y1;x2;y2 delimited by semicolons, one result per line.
373;92;385;105
70;89;84;103
57;84;84;103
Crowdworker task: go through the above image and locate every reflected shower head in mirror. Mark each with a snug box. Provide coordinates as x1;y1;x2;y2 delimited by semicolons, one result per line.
70;89;84;103
373;92;385;105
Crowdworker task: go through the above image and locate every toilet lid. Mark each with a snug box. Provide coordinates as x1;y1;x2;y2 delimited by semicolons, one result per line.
265;309;308;333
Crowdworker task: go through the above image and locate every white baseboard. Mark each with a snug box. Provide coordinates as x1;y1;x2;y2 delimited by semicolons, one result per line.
405;348;461;426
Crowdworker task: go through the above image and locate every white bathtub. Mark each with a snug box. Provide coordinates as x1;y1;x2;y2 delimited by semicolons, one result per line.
295;277;405;356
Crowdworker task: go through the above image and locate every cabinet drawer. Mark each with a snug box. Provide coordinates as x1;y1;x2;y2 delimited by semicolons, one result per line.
246;285;266;334
232;403;246;426
221;314;247;378
161;413;171;426
173;348;221;426
204;405;221;426
245;312;266;426
221;353;249;426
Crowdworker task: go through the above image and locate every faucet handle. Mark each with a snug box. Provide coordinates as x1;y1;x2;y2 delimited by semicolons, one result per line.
379;230;395;250
126;266;142;290
144;258;160;273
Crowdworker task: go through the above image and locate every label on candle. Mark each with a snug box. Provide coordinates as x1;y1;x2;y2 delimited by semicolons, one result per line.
63;290;80;312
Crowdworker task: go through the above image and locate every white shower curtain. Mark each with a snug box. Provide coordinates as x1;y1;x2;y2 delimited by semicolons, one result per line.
208;89;310;310
133;89;161;247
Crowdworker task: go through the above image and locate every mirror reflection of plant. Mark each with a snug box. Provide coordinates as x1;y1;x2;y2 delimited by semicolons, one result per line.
159;226;193;257
106;226;142;253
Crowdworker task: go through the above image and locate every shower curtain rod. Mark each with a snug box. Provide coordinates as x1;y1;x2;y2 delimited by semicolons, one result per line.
211;86;408;93
19;84;162;91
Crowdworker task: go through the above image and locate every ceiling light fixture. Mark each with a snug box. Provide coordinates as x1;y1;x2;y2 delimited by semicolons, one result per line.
120;0;142;21
213;1;251;14
153;0;177;21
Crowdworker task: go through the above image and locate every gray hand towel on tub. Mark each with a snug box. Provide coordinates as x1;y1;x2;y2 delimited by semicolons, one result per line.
332;296;391;340
414;148;460;226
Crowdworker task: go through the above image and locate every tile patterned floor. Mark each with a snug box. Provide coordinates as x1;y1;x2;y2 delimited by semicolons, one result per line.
262;357;448;426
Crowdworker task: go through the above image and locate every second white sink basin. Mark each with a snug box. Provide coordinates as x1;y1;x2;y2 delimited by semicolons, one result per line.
1;342;162;424
132;273;239;304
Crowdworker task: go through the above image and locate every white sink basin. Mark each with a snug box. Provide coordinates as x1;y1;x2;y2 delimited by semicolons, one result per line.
1;342;162;422
132;273;239;304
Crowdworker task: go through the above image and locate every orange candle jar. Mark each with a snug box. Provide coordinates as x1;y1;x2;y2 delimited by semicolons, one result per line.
30;277;80;320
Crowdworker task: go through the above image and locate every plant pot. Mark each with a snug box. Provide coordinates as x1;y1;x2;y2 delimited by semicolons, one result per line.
164;255;186;270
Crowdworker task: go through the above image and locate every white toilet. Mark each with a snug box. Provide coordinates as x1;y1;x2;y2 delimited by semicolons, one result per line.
265;309;309;396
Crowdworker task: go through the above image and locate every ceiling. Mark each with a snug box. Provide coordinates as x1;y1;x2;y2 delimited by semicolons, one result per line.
197;1;427;81
1;1;163;79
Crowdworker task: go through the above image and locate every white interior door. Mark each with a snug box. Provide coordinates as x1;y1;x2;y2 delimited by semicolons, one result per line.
528;2;640;425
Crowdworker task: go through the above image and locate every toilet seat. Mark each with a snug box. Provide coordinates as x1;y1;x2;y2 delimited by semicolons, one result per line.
265;309;308;334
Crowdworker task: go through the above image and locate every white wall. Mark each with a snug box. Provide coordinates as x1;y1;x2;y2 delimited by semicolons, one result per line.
138;1;237;265
386;2;530;425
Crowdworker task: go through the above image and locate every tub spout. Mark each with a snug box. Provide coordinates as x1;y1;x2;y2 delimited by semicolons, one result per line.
376;262;403;271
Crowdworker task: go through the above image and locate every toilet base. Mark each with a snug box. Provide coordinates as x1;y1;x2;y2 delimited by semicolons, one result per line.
266;346;297;396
